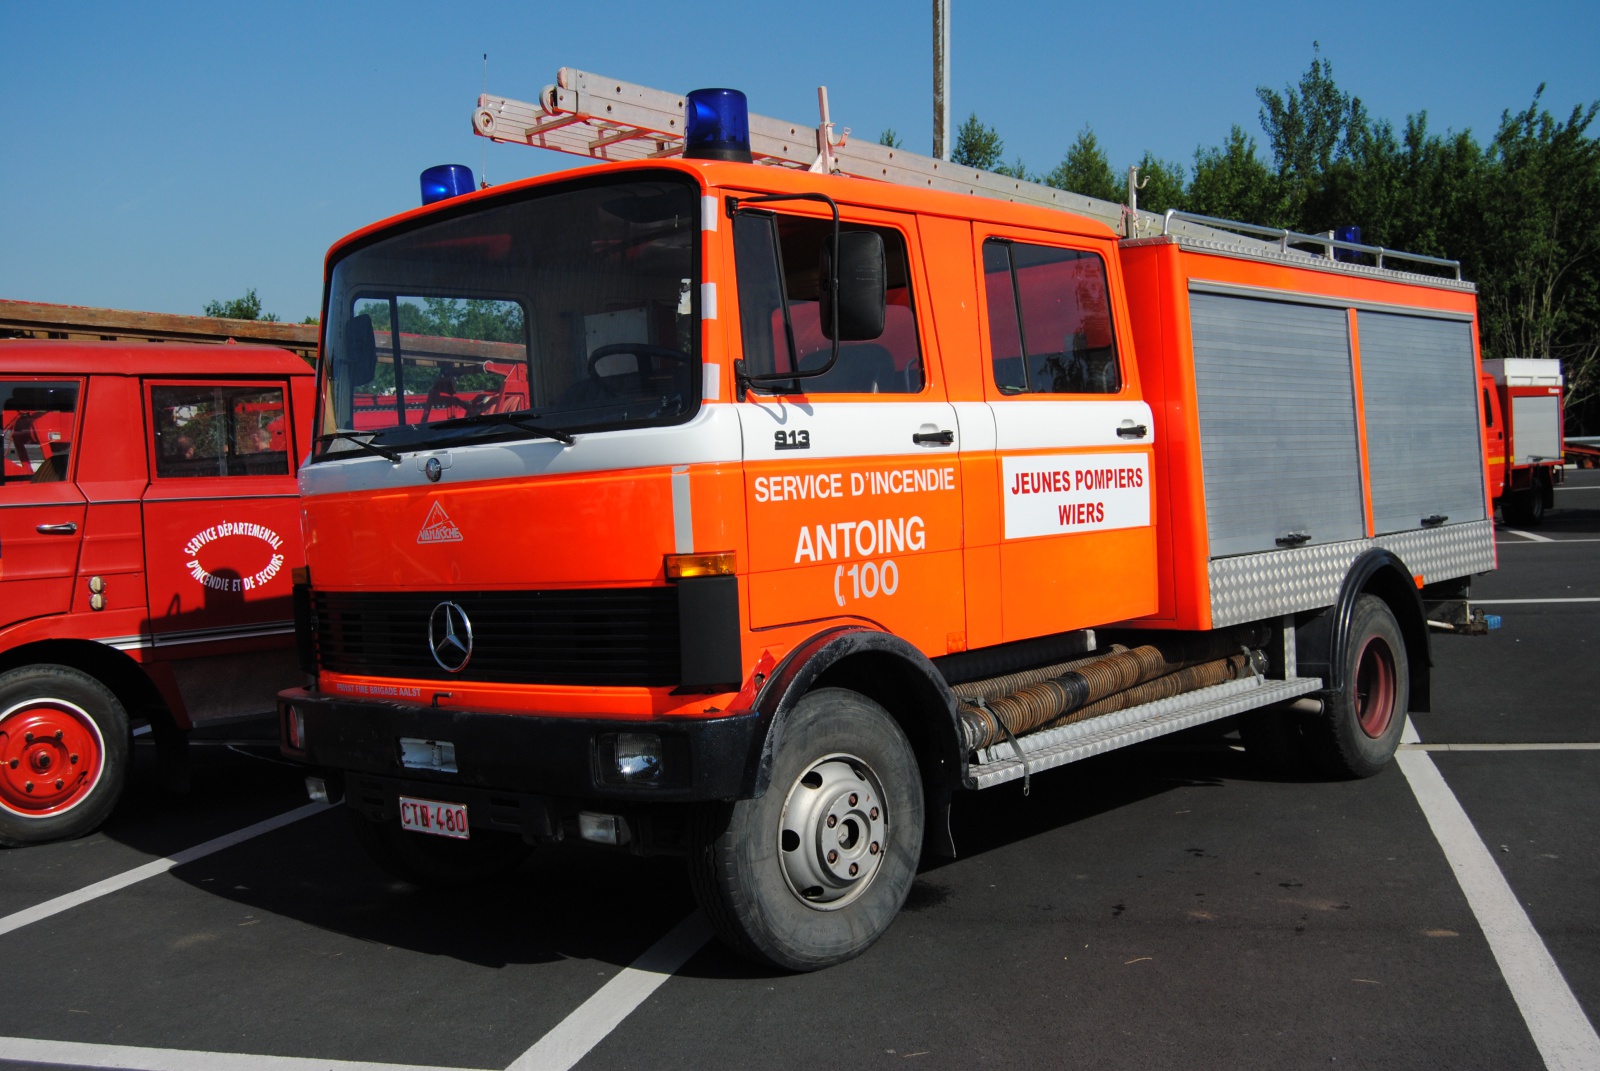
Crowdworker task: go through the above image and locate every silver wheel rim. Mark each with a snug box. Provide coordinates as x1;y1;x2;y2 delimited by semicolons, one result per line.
777;753;889;911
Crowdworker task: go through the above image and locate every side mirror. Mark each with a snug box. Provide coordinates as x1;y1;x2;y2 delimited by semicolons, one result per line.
819;231;886;341
341;314;378;384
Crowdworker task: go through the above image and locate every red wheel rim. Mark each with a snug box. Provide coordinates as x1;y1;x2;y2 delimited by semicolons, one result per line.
1353;637;1398;739
0;698;106;818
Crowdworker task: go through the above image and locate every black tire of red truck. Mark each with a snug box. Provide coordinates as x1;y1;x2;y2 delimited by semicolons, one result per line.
1304;595;1411;779
688;687;925;971
0;664;130;847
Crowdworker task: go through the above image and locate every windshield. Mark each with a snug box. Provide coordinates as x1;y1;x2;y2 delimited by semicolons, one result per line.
316;174;700;457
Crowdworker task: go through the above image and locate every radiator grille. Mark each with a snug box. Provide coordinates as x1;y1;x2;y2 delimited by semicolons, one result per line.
312;588;680;687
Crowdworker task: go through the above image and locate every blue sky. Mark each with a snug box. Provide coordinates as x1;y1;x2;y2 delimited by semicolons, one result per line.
2;0;1595;323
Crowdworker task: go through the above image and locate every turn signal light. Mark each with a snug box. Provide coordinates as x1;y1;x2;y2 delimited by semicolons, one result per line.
664;551;736;580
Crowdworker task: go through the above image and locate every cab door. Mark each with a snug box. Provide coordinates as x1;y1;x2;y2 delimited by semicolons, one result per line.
975;229;1157;641
0;378;87;626
140;380;302;646
730;202;966;656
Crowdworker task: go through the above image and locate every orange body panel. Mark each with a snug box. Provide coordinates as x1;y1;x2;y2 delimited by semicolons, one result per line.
1119;241;1485;631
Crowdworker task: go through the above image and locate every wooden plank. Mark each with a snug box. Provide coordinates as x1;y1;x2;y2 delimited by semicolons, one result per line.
0;299;319;347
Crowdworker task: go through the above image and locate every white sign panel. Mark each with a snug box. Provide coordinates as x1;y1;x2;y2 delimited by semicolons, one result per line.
1002;452;1151;540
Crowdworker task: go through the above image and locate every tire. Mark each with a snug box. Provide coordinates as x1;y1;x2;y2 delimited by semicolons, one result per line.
688;687;924;972
1504;487;1542;526
1304;595;1409;779
1527;481;1547;525
0;664;130;847
346;807;530;888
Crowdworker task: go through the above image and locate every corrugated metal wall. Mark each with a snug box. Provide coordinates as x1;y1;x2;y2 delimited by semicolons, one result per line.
1357;312;1486;533
1189;293;1366;557
1511;395;1562;464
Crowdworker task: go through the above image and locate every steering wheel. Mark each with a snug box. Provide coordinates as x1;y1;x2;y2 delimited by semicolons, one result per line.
586;343;694;396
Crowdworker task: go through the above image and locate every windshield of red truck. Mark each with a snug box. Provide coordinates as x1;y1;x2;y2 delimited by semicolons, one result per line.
316;174;700;457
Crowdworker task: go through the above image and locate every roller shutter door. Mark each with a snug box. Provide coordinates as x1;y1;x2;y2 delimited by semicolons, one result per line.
1357;312;1486;533
1190;292;1365;557
1510;395;1561;465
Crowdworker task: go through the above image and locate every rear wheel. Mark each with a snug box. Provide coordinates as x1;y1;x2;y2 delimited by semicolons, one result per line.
689;688;923;971
347;808;530;888
1304;595;1409;779
0;665;129;847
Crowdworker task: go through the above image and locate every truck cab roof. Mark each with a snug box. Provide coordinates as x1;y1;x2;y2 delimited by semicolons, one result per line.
0;339;314;378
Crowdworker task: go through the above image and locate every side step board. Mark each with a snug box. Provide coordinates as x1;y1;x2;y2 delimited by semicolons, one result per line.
967;675;1324;789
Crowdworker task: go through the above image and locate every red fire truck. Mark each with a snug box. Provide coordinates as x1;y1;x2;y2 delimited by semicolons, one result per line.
279;72;1497;969
1480;358;1564;525
1;341;314;845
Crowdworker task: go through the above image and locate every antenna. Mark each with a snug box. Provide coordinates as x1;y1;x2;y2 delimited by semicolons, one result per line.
480;54;489;188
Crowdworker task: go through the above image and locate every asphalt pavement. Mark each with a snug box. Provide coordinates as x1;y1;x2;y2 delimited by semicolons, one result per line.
2;470;1597;1071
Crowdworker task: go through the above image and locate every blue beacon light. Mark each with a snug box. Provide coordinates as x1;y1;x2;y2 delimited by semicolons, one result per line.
683;89;752;163
420;164;476;206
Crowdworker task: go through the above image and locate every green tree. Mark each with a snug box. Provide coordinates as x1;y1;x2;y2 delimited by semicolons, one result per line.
878;129;903;149
1186;126;1276;224
203;288;279;322
1475;89;1600;417
1255;46;1368;225
951;113;1004;171
1130;152;1186;214
1044;127;1120;202
995;156;1035;181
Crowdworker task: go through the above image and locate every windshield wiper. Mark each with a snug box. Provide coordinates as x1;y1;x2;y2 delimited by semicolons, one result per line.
315;432;402;462
430;410;576;445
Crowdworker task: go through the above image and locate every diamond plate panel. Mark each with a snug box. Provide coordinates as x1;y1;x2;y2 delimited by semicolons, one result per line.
1208;518;1496;627
969;676;1323;789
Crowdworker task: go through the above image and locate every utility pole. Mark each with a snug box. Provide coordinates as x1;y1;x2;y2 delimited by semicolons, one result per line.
933;0;951;160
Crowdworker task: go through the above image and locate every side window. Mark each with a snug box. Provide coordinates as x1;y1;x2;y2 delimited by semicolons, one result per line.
152;384;289;478
1;380;79;486
734;213;924;394
1482;387;1495;428
982;238;1121;395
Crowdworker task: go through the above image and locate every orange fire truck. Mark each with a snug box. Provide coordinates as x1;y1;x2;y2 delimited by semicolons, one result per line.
278;71;1497;969
1;340;314;845
1481;357;1564;525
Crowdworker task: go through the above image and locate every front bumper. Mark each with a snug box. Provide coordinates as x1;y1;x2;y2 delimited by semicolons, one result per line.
277;687;765;803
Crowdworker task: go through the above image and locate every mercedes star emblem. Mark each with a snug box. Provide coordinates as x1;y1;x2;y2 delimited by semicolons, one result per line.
428;601;474;673
424;456;443;482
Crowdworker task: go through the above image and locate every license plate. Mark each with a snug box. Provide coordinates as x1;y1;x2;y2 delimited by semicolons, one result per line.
398;795;470;840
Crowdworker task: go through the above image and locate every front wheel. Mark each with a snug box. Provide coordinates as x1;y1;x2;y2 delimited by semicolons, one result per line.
1305;595;1409;779
0;665;130;847
689;688;924;971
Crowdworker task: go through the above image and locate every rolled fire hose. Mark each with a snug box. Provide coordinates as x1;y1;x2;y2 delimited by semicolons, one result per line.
957;634;1261;751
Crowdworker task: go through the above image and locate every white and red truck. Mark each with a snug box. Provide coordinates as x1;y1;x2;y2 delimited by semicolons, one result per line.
277;71;1499;969
1;339;314;845
1480;357;1565;525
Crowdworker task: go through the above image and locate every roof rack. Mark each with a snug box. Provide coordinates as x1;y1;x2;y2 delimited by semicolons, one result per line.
472;68;1461;282
1161;211;1461;279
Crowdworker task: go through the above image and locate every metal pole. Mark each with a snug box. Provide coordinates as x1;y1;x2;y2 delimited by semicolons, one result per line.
933;0;951;160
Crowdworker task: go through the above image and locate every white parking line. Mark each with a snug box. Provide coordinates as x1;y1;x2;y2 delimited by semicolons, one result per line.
1499;539;1600;544
0;1036;485;1071
1402;742;1600;752
1501;528;1554;542
0;802;330;938
1472;598;1600;604
1397;720;1600;1070
506;913;714;1071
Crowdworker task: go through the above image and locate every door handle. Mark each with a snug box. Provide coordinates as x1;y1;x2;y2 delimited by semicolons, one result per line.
1276;531;1312;547
36;522;78;535
1116;421;1148;440
912;428;955;447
